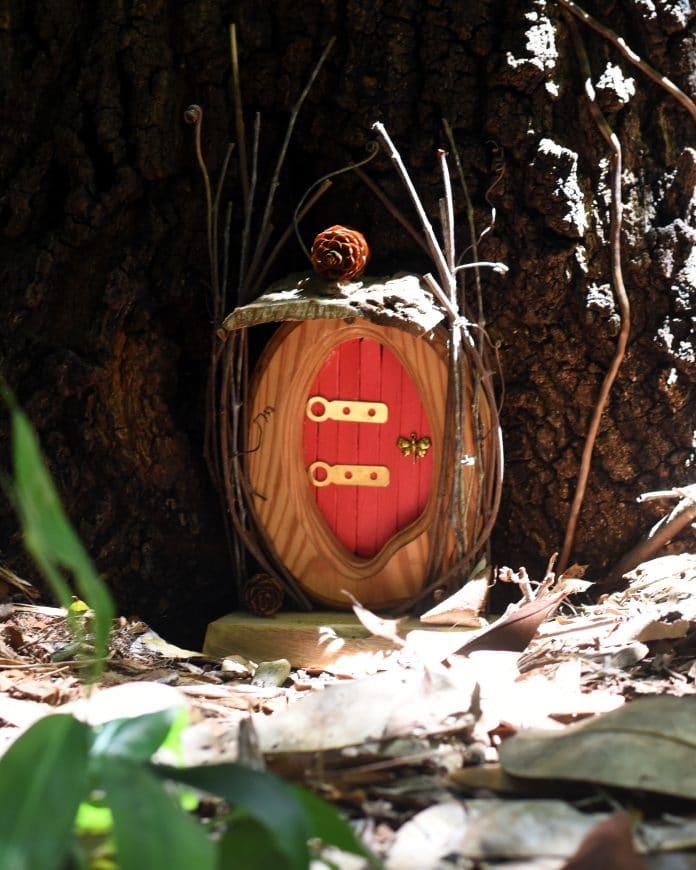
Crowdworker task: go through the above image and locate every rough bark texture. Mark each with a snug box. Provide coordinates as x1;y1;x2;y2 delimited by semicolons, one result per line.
2;0;695;645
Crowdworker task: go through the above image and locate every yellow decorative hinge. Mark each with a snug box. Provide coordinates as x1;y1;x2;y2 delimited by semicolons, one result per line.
308;461;390;488
306;395;388;423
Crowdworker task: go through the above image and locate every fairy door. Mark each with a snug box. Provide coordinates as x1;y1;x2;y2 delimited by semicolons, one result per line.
303;338;434;559
247;317;449;608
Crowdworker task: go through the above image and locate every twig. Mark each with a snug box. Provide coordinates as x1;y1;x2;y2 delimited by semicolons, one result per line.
229;23;249;210
373;122;453;292
456;262;508;274
244;37;335;298
555;0;696;124
637;483;696;504
253;179;333;292
606;496;696;583
293;143;380;261
354;167;430;255
186;106;214;294
211;142;236;317
220;201;233;312
443;122;504;561
239;113;261;297
557;15;631;575
439;149;455;274
373;123;504;598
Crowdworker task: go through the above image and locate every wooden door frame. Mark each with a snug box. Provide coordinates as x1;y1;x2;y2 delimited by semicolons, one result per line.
247;317;456;608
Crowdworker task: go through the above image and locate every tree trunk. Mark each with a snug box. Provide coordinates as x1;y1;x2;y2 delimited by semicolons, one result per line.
2;0;695;645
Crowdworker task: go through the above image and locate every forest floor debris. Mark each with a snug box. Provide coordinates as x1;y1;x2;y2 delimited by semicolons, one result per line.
1;553;696;867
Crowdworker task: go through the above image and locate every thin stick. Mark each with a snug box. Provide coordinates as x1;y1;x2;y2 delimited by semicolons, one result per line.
456;262;508;274
438;150;467;557
439;150;455;274
443;121;499;556
253;179;333;292
246;37;335;297
555;0;696;125
293;144;379;261
558;16;631;574
190;107;214;293
229;23;250;209
422;272;457;319
211;142;235;317
443;120;485;329
239;113;261;296
354;167;430;255
221;201;233;311
606;496;696;584
372;122;452;289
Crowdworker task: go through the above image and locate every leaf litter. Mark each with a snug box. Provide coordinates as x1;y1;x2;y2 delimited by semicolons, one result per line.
2;555;696;866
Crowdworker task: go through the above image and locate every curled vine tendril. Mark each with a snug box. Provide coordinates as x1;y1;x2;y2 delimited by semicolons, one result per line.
293;141;380;261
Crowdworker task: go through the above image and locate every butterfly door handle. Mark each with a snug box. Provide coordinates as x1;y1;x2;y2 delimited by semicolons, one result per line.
396;433;432;461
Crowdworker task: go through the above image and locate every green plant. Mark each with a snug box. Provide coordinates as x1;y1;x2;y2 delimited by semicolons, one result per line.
0;389;374;869
0;707;372;870
1;383;114;677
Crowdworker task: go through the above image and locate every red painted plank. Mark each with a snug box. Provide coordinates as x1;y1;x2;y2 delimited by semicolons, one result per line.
303;337;433;560
355;339;382;557
334;339;361;554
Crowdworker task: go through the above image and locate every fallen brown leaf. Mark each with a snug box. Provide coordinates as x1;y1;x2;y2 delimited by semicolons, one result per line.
561;811;647;870
456;592;567;655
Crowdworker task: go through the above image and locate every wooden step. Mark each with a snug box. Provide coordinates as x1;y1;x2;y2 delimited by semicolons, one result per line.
203;611;477;674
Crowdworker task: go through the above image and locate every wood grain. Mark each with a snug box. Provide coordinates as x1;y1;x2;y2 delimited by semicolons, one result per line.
204;610;476;672
247;318;481;608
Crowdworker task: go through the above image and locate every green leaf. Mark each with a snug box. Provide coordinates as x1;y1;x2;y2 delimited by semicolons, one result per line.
90;708;180;763
101;757;215;870
154;763;310;870
1;386;115;677
0;714;90;870
217;815;289;869
158;706;189;765
75;801;114;837
293;785;374;861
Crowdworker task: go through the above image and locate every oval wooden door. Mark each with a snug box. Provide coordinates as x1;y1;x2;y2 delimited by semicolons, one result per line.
246;317;450;608
303;338;433;558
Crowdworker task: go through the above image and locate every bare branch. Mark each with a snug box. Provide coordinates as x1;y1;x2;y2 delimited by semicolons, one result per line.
555;0;696;125
557;15;631;575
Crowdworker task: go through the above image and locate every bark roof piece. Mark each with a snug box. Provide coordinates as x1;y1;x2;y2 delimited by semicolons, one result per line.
221;272;446;337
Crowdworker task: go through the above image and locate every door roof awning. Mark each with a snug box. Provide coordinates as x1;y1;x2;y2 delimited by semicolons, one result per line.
220;272;446;338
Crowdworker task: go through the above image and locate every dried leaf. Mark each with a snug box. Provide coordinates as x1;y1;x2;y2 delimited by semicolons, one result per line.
558;563;588;580
344;590;407;647
66;681;188;726
499;695;696;799
386;801;467;869
387;799;607;865
610;614;690;645
456;592;567;655
254;668;476;754
420;575;488;626
449;763;523;794
135;629;204;660
561;812;647;870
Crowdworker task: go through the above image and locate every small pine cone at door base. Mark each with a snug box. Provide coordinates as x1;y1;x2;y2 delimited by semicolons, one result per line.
310;225;370;282
243;573;285;617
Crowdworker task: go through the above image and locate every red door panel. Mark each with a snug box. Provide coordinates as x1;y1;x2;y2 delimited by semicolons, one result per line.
303;338;433;558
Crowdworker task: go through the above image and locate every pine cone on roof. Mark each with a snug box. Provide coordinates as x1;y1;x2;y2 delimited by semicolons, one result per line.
310;225;370;282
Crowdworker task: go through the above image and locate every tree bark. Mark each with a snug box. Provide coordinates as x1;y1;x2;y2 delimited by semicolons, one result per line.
1;0;695;644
